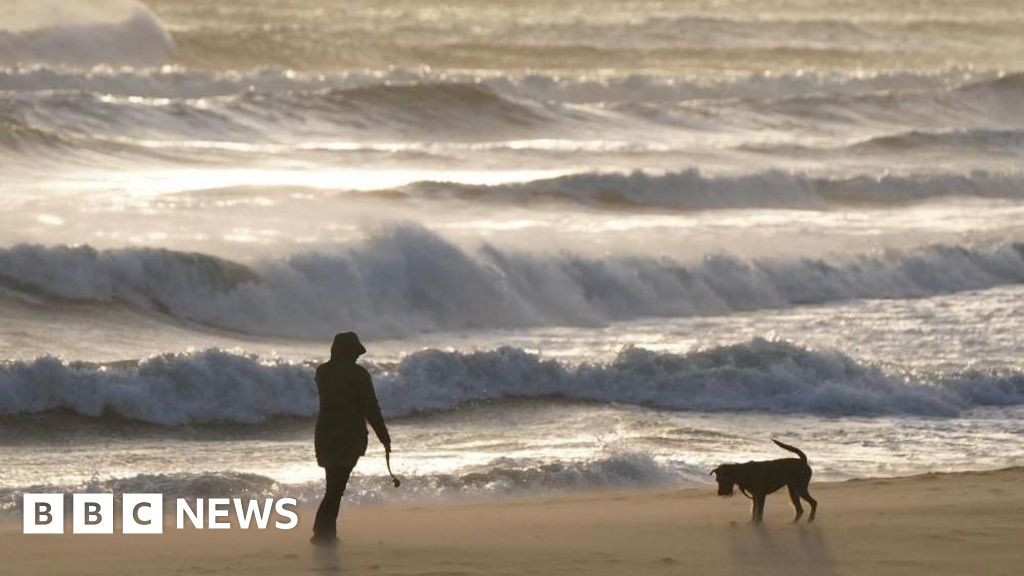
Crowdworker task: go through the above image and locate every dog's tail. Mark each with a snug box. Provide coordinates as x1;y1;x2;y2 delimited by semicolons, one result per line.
772;439;807;462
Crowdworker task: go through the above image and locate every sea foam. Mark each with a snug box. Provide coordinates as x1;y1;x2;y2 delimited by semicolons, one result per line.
0;452;685;513
2;340;1022;425
2;228;1024;339
0;1;173;67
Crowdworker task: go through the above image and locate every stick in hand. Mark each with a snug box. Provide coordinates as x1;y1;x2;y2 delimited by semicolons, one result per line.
385;448;401;488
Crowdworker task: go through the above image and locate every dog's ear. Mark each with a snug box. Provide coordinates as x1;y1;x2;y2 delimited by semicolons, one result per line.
710;466;720;477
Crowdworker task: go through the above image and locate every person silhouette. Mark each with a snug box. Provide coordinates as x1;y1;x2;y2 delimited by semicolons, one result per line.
311;331;391;546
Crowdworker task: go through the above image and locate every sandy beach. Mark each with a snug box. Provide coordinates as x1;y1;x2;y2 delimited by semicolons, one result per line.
4;467;1021;576
5;2;1024;575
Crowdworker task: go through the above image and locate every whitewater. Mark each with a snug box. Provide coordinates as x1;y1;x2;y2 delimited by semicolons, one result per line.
1;0;1023;512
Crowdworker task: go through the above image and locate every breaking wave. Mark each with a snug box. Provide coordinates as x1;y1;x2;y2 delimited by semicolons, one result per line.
2;340;1023;425
2;66;994;102
400;169;1024;209
0;82;557;150
2;228;1024;339
0;1;173;67
0;452;685;513
3;68;1022;150
3;67;1008;118
850;129;1024;155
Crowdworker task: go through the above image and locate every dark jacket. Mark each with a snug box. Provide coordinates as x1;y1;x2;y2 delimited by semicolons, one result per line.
314;360;390;468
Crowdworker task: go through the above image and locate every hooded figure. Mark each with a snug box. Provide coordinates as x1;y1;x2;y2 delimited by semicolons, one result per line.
311;331;391;545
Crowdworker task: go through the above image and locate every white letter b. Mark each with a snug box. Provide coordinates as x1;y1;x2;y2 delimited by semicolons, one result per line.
23;494;63;534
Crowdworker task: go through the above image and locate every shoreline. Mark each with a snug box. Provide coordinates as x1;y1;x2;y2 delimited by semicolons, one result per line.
3;466;1022;575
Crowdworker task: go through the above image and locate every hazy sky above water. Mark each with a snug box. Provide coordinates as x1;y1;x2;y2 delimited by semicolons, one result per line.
0;0;138;30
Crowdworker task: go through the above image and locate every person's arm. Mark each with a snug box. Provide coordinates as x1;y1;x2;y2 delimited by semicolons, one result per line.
358;368;391;451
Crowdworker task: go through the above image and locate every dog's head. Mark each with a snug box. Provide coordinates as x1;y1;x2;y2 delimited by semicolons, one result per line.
710;464;738;497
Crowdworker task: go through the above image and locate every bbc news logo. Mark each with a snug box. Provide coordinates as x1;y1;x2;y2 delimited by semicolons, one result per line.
23;494;298;534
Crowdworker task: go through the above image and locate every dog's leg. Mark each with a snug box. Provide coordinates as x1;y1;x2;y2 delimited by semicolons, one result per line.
787;485;804;522
800;487;817;522
752;493;766;523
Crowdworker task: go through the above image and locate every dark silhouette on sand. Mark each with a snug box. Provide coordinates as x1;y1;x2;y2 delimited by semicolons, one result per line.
311;332;391;546
711;440;817;523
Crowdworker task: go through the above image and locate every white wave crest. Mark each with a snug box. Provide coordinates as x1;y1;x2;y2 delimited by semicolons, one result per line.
0;1;173;67
0;350;315;424
2;228;1024;339
0;452;685;513
1;65;990;101
2;67;1020;154
403;169;1024;210
2;340;1022;425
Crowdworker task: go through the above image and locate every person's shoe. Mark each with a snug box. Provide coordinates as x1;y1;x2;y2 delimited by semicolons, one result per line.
309;535;339;547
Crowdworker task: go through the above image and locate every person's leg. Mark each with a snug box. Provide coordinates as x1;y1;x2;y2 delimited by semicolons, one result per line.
312;459;357;542
312;467;343;540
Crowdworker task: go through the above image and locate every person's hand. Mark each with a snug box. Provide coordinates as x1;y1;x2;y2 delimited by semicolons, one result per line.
384;440;392;454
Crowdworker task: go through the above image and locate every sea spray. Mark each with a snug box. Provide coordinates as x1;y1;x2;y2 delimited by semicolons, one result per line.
0;1;173;67
3;340;1023;424
2;228;1024;339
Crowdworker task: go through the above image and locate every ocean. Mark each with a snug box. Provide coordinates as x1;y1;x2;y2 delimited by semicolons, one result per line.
1;0;1023;513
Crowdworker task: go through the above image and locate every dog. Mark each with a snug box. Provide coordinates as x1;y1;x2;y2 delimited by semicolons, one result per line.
711;439;817;523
